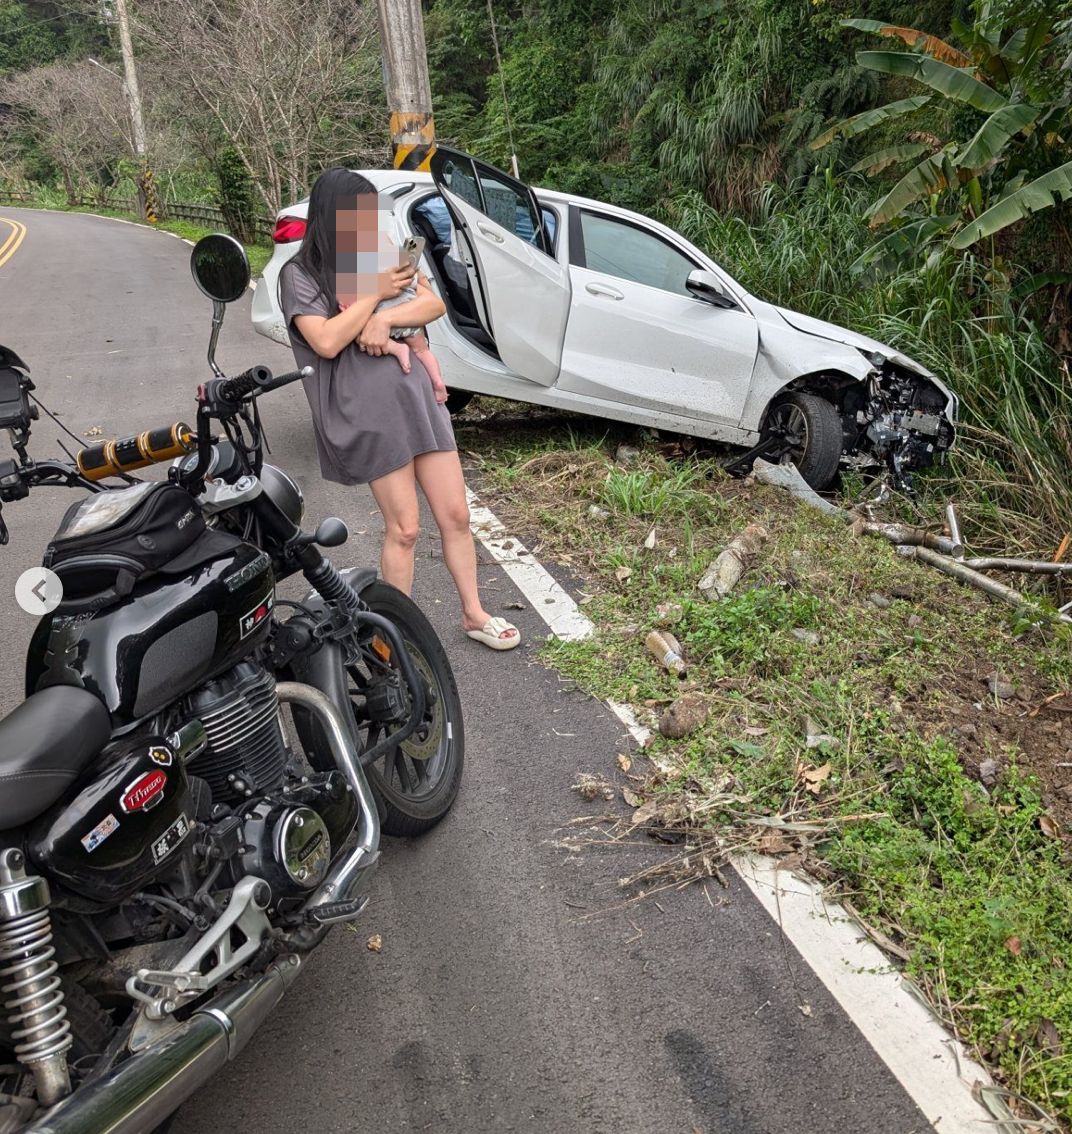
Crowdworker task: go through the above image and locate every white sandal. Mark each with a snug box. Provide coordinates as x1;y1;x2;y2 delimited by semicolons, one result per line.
465;617;521;651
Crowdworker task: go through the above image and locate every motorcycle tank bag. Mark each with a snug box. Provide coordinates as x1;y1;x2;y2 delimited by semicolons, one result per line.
43;481;224;608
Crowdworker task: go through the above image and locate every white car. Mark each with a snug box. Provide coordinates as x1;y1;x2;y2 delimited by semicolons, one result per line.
252;147;956;489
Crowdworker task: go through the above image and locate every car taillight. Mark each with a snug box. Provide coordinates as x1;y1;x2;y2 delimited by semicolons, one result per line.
273;216;306;244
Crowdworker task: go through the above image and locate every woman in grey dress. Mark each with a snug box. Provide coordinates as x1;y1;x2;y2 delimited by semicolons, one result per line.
279;167;519;650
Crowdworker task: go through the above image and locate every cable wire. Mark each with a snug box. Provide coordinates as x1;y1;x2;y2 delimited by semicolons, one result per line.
486;0;520;179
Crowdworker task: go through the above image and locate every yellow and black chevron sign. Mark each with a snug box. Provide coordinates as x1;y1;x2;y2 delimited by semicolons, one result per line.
390;111;437;172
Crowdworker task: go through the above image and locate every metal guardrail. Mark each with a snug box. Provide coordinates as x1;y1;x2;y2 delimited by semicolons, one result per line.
0;190;274;244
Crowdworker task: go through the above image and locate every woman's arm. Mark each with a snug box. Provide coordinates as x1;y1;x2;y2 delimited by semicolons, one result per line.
357;279;447;356
293;264;416;360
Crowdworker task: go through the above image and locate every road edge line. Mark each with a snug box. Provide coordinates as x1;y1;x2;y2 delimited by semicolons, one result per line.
466;485;995;1134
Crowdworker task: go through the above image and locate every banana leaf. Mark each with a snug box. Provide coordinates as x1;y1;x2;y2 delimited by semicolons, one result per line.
952;160;1072;247
957;103;1040;172
849;142;929;175
841;19;972;67
852;215;957;273
857;50;1007;113
810;94;931;150
867;148;959;226
1011;271;1072;300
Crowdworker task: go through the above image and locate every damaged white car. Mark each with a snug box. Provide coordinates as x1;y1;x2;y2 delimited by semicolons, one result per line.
252;146;957;490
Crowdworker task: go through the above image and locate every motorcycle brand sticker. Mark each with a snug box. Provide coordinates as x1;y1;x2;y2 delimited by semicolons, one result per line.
148;745;173;767
151;813;190;865
223;551;270;592
239;590;274;638
120;770;168;813
80;813;119;853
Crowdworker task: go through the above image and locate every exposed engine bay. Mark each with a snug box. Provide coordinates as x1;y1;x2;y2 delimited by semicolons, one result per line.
840;359;956;489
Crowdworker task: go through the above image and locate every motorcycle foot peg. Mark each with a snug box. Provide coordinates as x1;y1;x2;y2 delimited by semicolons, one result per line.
305;897;369;925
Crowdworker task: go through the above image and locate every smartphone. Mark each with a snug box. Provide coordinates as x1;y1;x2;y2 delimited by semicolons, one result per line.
398;235;426;271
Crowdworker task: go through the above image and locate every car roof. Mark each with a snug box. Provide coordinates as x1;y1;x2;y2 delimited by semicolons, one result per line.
274;166;669;240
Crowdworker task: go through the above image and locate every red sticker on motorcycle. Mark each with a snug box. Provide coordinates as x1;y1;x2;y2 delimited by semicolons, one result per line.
120;770;167;813
239;591;274;638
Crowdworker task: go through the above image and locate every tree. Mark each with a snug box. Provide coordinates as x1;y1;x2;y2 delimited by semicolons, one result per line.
134;0;386;214
812;5;1072;250
2;60;130;200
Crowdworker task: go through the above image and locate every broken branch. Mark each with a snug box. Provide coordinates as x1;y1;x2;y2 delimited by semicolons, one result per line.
897;546;1072;624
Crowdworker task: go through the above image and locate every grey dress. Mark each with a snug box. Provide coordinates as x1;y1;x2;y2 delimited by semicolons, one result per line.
279;265;456;485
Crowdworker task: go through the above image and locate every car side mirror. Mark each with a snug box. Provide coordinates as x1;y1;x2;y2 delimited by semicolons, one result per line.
190;234;252;378
687;270;739;309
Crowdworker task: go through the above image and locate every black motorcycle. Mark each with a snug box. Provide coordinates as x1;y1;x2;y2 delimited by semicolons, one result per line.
0;235;463;1133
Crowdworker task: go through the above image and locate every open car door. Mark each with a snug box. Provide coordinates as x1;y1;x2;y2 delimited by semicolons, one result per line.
430;147;570;387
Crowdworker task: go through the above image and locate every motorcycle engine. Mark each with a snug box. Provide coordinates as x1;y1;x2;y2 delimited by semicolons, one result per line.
173;660;357;899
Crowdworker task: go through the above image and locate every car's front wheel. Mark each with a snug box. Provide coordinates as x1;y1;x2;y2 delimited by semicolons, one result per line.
763;392;843;490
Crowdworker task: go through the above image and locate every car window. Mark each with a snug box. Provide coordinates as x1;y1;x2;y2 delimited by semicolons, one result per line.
413;194;557;253
477;167;551;252
577;210;697;297
437;154;482;211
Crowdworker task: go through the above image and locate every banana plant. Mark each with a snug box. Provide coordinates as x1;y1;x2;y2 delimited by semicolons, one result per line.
811;8;1071;251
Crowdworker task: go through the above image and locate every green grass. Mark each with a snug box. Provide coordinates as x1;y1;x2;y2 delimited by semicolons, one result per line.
470;433;1072;1122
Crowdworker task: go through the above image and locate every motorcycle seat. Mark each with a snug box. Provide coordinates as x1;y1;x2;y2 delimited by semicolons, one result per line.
0;686;111;829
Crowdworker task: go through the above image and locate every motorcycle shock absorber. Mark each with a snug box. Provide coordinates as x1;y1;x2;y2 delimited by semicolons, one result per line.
0;848;72;1107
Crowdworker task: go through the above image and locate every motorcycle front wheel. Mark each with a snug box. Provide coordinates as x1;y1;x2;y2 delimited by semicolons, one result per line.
349;581;464;837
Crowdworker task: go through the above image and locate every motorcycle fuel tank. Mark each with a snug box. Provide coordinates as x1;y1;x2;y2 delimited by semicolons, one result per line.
29;736;194;905
26;537;275;726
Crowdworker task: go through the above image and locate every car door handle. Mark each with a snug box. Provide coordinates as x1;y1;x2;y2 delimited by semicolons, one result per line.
477;223;504;243
585;282;624;300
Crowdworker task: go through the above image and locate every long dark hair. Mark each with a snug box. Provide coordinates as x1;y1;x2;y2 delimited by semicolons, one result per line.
280;166;378;311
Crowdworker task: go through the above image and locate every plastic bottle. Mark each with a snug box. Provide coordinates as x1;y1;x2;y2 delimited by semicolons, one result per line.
646;629;687;678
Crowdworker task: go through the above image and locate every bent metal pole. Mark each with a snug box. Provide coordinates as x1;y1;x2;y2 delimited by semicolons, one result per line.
375;0;437;172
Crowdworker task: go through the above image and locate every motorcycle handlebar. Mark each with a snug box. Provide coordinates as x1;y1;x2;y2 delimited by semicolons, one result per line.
76;422;196;482
216;365;274;403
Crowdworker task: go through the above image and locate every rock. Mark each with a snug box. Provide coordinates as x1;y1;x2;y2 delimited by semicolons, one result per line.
615;444;640;467
978;758;1000;787
907;613;923;629
791;628;821;646
659;694;710;739
868;593;892;609
987;674;1016;699
955;722;978;739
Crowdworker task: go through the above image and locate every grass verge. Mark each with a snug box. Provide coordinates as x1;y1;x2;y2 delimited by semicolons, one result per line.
460;407;1072;1126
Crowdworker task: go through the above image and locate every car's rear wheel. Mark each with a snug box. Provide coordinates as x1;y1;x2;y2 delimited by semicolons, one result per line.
444;389;474;415
763;392;843;490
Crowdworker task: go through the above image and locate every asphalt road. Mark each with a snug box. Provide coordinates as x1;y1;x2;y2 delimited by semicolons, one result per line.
0;209;929;1134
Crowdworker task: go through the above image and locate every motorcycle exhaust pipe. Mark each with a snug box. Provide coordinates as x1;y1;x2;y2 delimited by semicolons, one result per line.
275;682;381;919
25;954;303;1134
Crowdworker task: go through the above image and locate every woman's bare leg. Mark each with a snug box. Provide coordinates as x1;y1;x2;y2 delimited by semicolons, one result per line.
369;461;420;594
414;450;518;641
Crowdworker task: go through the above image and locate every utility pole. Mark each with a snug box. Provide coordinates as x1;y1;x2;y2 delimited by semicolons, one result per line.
375;0;437;172
112;0;159;223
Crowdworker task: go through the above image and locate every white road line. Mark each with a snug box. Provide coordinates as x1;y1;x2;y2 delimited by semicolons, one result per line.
467;486;995;1133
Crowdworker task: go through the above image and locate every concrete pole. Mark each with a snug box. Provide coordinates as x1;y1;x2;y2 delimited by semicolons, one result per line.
375;0;437;171
112;0;159;222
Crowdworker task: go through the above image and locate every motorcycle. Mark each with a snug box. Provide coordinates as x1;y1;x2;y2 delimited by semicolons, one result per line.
0;234;464;1133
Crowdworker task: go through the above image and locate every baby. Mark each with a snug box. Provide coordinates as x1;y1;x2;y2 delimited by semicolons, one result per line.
338;237;448;405
372;240;449;404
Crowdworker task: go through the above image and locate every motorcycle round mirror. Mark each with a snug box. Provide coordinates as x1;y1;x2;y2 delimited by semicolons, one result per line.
190;234;250;304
